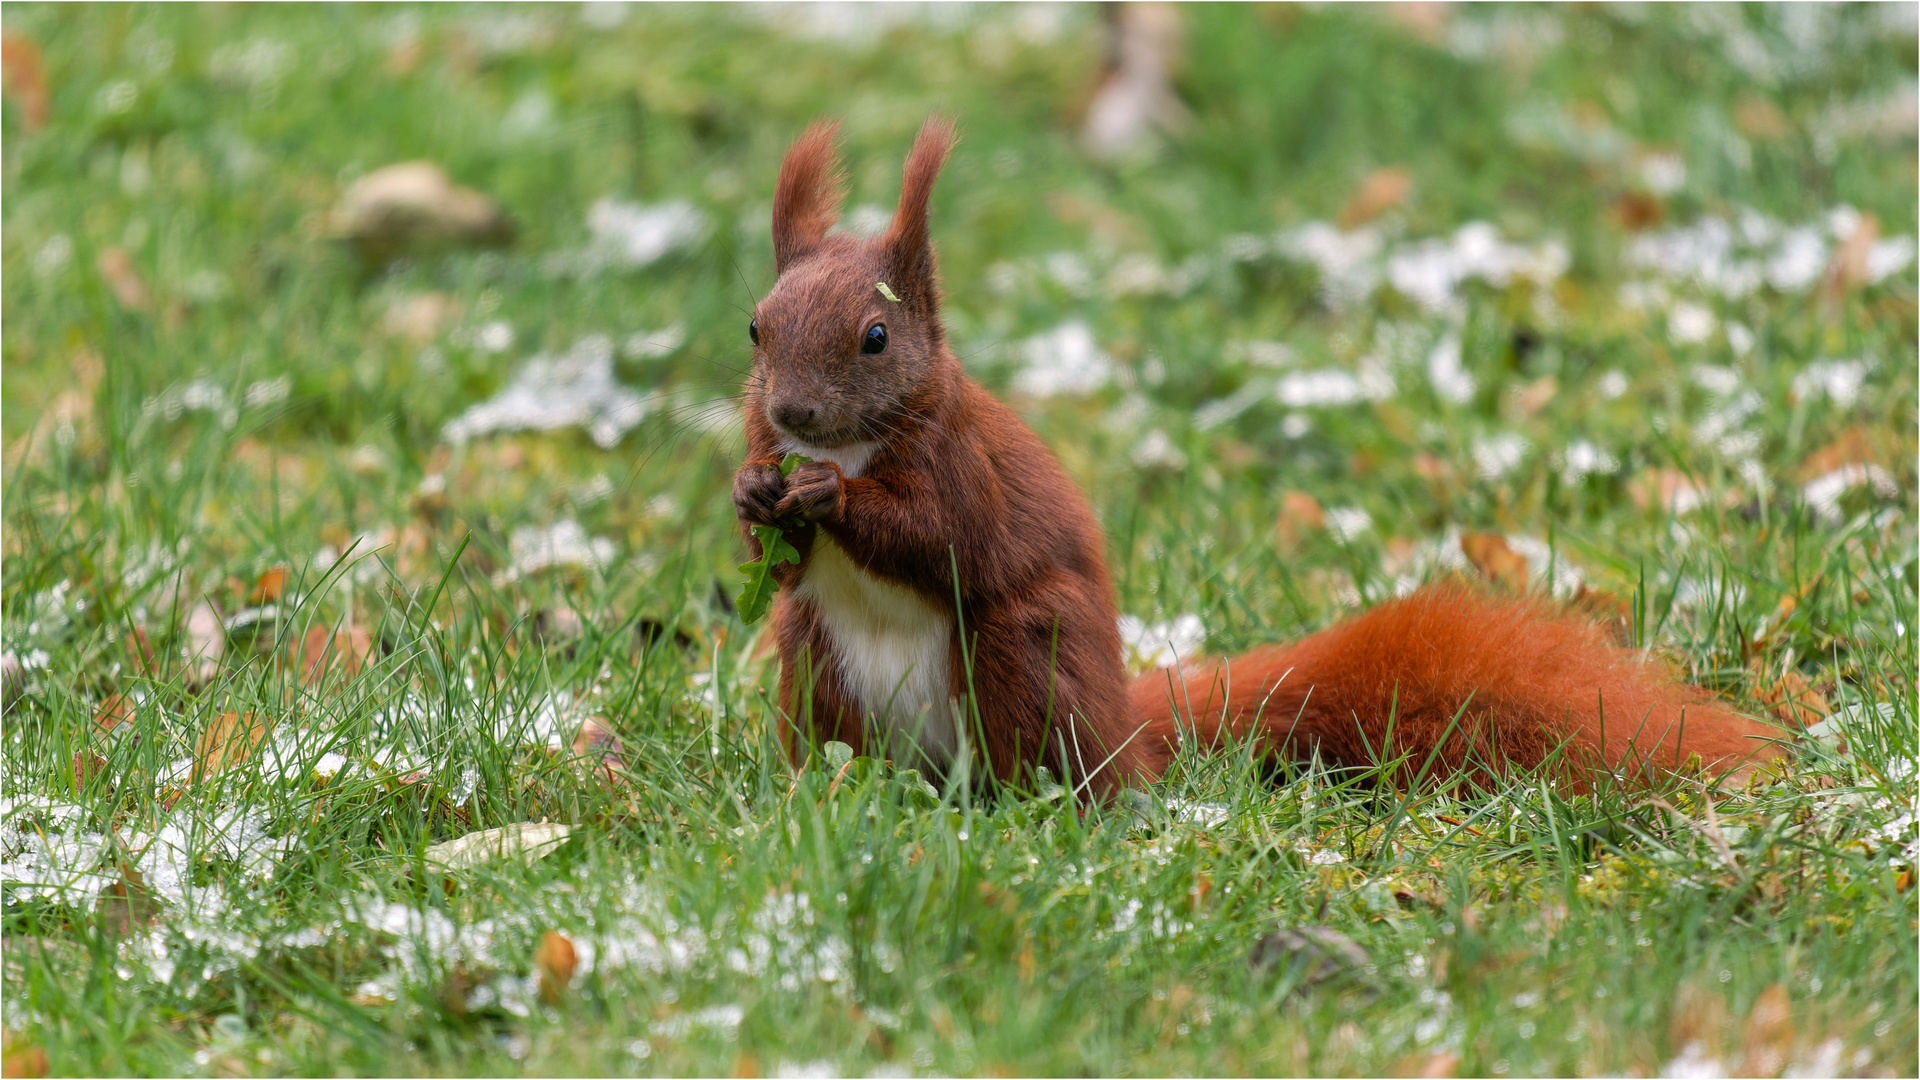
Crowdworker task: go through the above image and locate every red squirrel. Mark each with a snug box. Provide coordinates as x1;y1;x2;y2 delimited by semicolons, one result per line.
731;117;1785;796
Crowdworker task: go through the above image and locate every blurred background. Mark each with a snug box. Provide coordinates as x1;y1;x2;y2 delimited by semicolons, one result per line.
2;2;1915;644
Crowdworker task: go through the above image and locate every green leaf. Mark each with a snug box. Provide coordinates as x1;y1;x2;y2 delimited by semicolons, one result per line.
736;525;799;624
735;454;814;624
875;282;903;303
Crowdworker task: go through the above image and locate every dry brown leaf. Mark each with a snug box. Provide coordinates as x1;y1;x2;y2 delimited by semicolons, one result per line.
1338;166;1412;230
1734;95;1791;140
572;716;626;785
321;162;513;262
1;32;50;131
730;1052;761;1080
1389;2;1449;43
249;566;290;605
1017;932;1036;983
1824;212;1880;306
94;692;135;731
1460;533;1529;591
184;601;225;686
1897;870;1913;893
1795;427;1889;482
294;625;373;685
535;930;577;1005
1411;452;1450;482
0;1040;47;1080
383;291;462;344
1738;983;1794;1077
192;710;271;782
1276;490;1325;549
1762;671;1829;729
125;627;157;677
1389;1051;1460;1078
95;247;151;311
1628;468;1715;515
1614;191;1665;231
66;751;106;792
94;864;162;936
1514;375;1558;418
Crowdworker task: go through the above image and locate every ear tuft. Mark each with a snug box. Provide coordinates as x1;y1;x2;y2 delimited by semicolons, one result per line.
772;120;848;272
882;115;957;302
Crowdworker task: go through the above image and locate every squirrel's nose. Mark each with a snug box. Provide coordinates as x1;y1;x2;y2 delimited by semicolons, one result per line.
770;400;817;433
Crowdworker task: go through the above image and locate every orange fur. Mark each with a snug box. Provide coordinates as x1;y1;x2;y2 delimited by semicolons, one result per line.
1127;585;1787;786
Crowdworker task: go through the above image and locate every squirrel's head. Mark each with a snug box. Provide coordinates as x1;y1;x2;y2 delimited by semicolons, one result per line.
749;117;955;450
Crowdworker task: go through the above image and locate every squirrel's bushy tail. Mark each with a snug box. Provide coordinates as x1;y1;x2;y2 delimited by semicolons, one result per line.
1126;585;1786;785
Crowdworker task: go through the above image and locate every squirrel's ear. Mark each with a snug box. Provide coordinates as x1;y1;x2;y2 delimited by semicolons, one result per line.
772;120;847;273
882;115;956;305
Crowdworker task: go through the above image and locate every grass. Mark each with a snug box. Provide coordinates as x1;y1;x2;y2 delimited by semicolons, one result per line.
2;3;1916;1076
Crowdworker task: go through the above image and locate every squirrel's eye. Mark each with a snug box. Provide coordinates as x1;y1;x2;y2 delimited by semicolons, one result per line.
862;324;888;355
749;318;760;346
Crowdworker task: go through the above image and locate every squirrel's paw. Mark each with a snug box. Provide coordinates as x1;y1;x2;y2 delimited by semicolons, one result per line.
775;461;845;525
732;462;786;527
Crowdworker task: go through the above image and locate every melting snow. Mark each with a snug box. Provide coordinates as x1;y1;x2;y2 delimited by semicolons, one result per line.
443;335;653;448
1117;613;1204;670
1014;322;1112;397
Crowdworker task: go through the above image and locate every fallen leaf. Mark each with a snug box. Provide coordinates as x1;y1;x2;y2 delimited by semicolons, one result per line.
1795;427;1889;483
294;625;373;685
1390;1051;1460;1078
382;291;461;344
422;822;572;872
1249;925;1370;984
1390;2;1449;42
1081;2;1191;159
1897;870;1913;893
125;628;157;677
184;601;225;686
94;247;151;311
0;654;20;715
1460;533;1528;591
730;1052;761;1079
531;607;585;647
1411;452;1450;481
66;751;106;792
535;930;577;1005
1;32;50;131
1762;671;1829;729
1614;191;1665;231
1628;468;1718;515
1017;932;1036;983
1514;375;1558;418
1338;166;1412;230
0;1041;46;1080
94;693;134;731
193;711;271;782
1276;490;1325;549
1824;212;1879;306
321;161;513;262
1734;95;1791;140
94;864;161;937
572;716;626;785
1738;983;1794;1077
249;566;290;605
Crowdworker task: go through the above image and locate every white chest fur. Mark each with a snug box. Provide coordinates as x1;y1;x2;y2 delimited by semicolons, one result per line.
793;536;958;768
